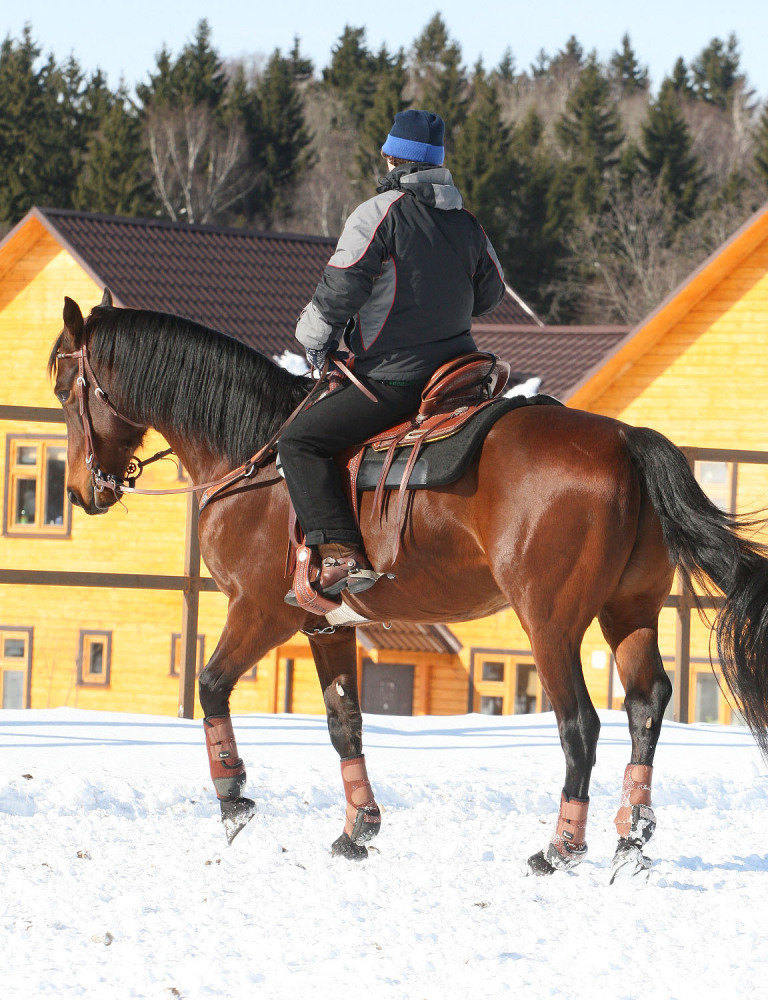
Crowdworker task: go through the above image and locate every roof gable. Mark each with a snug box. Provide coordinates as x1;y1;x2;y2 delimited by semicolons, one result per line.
567;202;768;407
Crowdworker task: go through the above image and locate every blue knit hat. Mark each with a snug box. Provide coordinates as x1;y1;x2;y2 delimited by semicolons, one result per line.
381;110;445;166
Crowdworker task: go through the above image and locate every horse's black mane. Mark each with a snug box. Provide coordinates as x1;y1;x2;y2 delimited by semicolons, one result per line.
55;307;311;466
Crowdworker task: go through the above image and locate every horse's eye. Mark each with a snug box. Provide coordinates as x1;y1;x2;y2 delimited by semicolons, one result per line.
57;390;70;404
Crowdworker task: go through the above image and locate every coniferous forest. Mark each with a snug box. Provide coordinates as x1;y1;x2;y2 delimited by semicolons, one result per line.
4;16;768;324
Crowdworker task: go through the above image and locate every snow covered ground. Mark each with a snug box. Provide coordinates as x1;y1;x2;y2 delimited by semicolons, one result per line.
2;708;768;1000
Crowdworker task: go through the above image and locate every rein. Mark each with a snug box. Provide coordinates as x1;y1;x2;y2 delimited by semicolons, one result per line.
56;344;369;511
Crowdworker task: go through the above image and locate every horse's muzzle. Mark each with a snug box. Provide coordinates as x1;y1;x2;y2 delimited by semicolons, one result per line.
68;487;111;515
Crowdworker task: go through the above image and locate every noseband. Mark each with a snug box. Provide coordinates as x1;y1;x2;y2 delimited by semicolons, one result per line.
56;344;171;495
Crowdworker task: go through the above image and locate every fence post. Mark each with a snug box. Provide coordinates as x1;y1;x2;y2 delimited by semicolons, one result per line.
673;447;697;723
179;491;200;719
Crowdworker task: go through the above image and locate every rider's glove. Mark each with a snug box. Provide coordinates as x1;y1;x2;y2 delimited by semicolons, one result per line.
305;348;328;371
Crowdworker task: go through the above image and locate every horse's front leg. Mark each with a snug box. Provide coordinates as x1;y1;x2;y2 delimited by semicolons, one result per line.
199;598;299;844
307;624;381;859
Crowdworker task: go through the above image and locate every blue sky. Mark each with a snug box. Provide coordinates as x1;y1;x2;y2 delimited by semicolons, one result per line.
8;0;768;100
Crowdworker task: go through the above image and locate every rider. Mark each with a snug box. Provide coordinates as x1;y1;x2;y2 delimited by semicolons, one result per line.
278;109;506;601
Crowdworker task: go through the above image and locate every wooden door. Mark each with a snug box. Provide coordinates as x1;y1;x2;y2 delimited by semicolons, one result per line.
361;659;414;715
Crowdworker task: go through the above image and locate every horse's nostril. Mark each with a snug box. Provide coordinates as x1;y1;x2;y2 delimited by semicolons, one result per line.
67;489;81;508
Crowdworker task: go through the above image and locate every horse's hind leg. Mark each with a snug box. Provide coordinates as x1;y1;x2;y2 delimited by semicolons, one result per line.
307;625;381;860
526;631;600;875
599;601;673;882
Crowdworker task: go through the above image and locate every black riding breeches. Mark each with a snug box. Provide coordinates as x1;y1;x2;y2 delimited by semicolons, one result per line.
277;376;426;546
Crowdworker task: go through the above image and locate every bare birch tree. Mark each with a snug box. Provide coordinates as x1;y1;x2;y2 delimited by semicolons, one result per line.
145;102;255;224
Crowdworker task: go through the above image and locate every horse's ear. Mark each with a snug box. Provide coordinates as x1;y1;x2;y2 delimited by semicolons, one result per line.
100;287;113;308
63;296;84;346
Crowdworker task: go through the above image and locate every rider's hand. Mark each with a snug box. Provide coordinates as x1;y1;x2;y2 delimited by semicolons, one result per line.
305;348;328;371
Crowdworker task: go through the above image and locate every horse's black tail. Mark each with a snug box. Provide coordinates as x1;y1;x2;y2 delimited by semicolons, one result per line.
622;424;768;758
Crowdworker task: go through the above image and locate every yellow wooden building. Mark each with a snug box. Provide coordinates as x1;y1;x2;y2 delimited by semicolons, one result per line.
1;204;766;725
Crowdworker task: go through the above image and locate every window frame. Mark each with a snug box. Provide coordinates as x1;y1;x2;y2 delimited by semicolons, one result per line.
169;633;205;677
3;434;71;538
470;648;547;715
77;630;112;687
0;625;33;709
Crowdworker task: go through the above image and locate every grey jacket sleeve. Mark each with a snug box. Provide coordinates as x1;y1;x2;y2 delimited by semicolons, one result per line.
472;234;505;317
294;192;402;352
294;301;337;352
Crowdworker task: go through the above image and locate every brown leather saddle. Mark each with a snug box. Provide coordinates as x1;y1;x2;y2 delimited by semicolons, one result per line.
288;351;511;615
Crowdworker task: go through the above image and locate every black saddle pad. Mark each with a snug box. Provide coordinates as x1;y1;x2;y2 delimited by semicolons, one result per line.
356;393;563;492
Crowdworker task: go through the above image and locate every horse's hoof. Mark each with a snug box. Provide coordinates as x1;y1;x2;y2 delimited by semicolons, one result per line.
527;849;556;876
331;832;369;860
609;839;652;885
527;840;587;875
220;797;257;845
350;806;381;843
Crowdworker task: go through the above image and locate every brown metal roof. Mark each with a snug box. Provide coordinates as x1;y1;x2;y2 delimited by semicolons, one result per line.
357;622;462;655
472;324;630;399
32;208;540;353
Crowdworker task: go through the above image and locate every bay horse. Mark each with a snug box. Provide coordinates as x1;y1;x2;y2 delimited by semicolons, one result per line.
49;293;768;879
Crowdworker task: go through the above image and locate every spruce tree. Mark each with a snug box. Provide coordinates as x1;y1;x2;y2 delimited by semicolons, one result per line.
530;49;550;79
504;109;578;320
322;26;377;126
253;49;312;224
0;27;80;223
73;90;156;216
356;49;406;183
495;48;516;84
639;78;702;220
137;19;226;113
555;57;624;215
669;57;693;97
549;36;584;79
450;64;513;255
690;34;742;110
609;34;649;94
288;36;313;82
410;14;467;143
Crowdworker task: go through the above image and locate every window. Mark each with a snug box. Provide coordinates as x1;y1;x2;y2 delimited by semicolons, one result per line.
0;627;32;709
695;460;736;514
78;631;112;686
473;652;544;715
694;672;720;723
480;695;504;715
481;660;505;682
170;633;205;676
515;663;538;715
5;437;69;536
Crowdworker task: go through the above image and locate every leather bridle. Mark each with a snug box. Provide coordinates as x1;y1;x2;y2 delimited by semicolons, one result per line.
56;342;376;511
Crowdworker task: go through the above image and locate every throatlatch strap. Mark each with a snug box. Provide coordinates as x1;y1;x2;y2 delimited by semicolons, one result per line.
340;754;381;839
614;764;653;838
551;791;589;851
204;716;246;800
